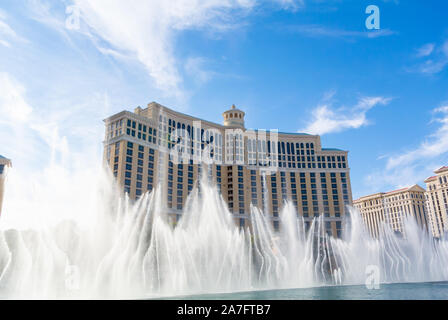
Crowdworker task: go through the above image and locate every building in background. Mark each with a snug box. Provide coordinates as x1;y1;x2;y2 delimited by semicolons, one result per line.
0;155;11;216
353;185;428;238
425;166;448;238
103;102;353;238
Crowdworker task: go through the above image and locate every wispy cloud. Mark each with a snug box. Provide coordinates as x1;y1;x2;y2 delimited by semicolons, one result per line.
415;43;435;58
386;106;448;169
0;10;27;47
300;95;391;135
27;0;260;99
365;105;448;192
284;24;397;40
410;40;448;74
273;0;305;11
184;57;214;86
27;0;306;99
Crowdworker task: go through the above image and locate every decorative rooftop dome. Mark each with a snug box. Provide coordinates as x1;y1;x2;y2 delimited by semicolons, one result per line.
222;104;245;128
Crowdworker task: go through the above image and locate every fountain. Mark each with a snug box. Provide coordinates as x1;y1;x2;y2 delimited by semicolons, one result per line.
1;164;448;299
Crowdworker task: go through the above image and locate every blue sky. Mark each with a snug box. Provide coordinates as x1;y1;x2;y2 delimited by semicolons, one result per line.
1;0;448;200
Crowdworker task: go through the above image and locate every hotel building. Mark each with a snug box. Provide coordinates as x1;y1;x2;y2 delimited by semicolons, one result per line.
103;102;353;237
0;155;11;216
353;185;428;238
425;166;448;238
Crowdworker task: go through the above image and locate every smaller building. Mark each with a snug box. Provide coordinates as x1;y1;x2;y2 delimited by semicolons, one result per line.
425;166;448;238
0;155;12;216
353;185;428;238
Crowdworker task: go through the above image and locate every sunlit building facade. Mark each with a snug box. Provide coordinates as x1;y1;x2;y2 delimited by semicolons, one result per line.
353;185;428;238
103;102;353;237
0;155;11;216
425;166;448;238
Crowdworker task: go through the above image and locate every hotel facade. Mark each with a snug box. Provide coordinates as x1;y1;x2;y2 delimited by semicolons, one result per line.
103;102;353;238
0;155;11;216
353;185;428;238
425;166;448;238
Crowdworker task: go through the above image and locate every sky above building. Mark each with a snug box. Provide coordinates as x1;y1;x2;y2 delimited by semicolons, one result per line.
1;0;448;200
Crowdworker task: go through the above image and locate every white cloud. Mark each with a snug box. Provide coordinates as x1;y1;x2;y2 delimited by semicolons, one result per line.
0;11;27;47
273;0;305;11
27;0;304;99
386;106;448;170
364;106;448;194
300;96;391;135
66;0;257;97
411;40;448;74
184;56;213;86
416;43;435;58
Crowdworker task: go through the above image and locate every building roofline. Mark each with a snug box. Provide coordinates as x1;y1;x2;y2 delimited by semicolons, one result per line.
104;102;328;139
150;102;228;129
385;187;409;194
353;184;425;202
353;192;385;203
0;155;11;166
321;148;346;152
278;131;311;136
435;166;448;174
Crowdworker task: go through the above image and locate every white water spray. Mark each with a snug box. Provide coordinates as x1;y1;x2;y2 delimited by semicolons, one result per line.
1;166;448;299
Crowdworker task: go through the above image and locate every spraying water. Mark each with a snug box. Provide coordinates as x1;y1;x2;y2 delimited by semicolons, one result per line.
1;165;448;299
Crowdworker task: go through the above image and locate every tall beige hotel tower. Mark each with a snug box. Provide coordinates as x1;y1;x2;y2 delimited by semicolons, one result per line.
103;102;353;238
425;166;448;238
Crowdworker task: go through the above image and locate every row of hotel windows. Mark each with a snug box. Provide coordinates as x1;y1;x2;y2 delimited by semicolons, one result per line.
428;191;448;216
108;117;347;169
123;142;155;197
111;141;347;237
361;203;428;232
106;119;124;139
386;194;425;202
428;176;448;191
113;141;350;216
229;170;349;217
426;188;447;235
114;142;348;200
358;193;426;209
